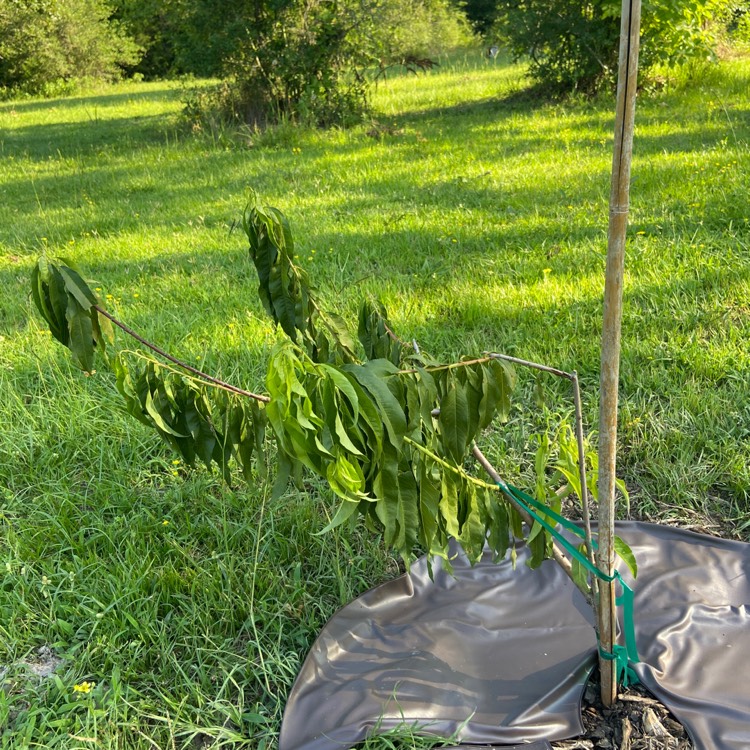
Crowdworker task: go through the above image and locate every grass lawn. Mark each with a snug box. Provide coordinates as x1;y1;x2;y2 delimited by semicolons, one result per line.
1;50;749;747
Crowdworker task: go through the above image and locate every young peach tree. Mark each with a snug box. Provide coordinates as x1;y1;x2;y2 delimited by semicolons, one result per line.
30;195;634;613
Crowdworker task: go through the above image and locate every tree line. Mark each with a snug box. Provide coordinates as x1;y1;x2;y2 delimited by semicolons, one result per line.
1;0;748;122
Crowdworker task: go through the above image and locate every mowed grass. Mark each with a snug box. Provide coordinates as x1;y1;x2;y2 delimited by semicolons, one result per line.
1;51;749;747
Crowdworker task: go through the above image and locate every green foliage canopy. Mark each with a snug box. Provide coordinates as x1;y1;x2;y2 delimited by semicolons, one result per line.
0;0;471;114
117;0;473;79
120;0;473;126
30;197;569;571
489;0;743;92
0;0;140;97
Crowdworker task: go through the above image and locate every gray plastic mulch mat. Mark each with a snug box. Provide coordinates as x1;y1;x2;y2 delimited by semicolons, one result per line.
279;521;750;750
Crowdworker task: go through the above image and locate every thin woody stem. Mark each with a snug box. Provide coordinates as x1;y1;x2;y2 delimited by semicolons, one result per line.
382;320;413;348
484;352;574;380
94;305;270;403
404;436;497;490
472;443;595;608
572;371;597;574
485;353;597;580
397;355;493;375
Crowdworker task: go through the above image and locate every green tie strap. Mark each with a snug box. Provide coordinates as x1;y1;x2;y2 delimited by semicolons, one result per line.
496;480;641;686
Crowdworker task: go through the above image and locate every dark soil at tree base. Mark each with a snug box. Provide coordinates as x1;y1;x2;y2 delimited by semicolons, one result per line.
552;673;693;750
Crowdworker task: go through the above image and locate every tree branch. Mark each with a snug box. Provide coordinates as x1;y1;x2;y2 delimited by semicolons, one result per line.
397;355;494;375
94;305;271;404
484;352;574;380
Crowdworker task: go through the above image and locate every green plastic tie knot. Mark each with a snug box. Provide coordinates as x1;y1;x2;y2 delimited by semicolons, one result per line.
497;482;641;687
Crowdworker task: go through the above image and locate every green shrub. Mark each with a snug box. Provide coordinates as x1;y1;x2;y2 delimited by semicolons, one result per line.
368;0;475;63
0;0;141;98
113;0;184;78
182;0;473;129
489;0;743;93
726;2;750;44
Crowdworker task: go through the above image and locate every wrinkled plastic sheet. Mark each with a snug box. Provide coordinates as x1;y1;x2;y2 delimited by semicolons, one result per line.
280;522;750;750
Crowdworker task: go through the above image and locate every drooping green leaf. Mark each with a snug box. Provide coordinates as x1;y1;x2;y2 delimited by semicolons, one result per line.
417;459;441;555
31;262;57;341
66;306;95;373
571;544;591;595
341;373;384;472
484;492;510;562
508;500;525;540
324;311;358;362
317;363;360;421
372;442;404;548
458;482;486;564
614;535;638;579
144;383;188;438
478;359;516;428
270;266;299;342
334;412;365;457
231;403;256;482
527;523;547;569
326;453;367;500
32;259;69;345
439;380;469;463
316;498;361;535
416;368;438;430
535;431;553;501
272;451;294;500
112;355;149;428
462;364;483;446
251;401;268;478
343;359;407;449
244;193;357;365
31;258;113;370
439;470;461;540
395;467;420;564
358;300;376;361
404;374;421;438
358;299;402;365
57;264;97;309
615;477;630;515
91;309;114;353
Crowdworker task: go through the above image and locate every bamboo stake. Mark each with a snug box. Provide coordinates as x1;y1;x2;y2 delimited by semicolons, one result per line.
598;0;642;708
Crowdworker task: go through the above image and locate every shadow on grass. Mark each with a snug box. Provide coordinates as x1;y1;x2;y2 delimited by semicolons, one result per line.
2;109;742;261
390;80;581;124
2;68;747;353
6;211;748;360
0;85;182;115
3;112;184;160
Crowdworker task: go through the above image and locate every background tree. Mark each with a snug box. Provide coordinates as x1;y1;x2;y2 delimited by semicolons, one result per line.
462;0;498;34
488;0;743;92
113;0;185;79
0;0;141;98
178;0;474;126
0;0;471;114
